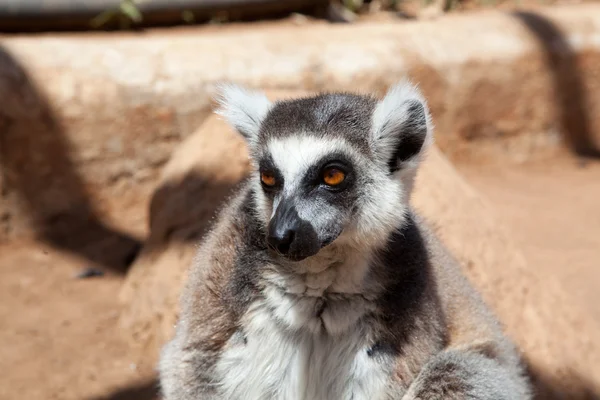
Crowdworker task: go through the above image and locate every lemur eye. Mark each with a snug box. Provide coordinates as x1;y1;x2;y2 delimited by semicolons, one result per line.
322;167;346;186
261;172;277;187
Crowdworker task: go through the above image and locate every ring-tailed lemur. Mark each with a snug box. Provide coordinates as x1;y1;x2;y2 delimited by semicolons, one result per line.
158;81;532;400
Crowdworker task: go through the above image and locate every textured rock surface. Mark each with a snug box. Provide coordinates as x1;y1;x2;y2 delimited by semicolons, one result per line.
2;5;600;243
117;114;250;355
413;147;600;398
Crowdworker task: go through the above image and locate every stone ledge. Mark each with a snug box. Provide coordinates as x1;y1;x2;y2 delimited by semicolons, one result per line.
2;4;600;240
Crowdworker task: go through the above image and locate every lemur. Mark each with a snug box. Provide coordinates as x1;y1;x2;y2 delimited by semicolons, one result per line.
158;81;532;400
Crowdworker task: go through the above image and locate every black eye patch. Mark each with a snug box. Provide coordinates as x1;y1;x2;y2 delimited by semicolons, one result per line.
300;152;355;192
258;155;284;193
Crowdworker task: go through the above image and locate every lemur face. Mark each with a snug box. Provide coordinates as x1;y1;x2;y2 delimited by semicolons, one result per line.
256;136;360;261
216;82;433;261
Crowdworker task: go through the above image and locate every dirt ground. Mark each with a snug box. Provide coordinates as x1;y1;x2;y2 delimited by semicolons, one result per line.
0;241;159;400
458;154;600;323
0;149;598;400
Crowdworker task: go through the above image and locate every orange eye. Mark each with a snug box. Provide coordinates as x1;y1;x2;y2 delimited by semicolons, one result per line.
261;172;276;187
323;167;346;186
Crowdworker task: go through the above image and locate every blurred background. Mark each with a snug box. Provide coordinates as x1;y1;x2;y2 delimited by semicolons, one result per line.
0;1;599;399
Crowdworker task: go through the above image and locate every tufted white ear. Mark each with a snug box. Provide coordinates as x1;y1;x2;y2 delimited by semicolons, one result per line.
214;83;273;146
371;80;434;174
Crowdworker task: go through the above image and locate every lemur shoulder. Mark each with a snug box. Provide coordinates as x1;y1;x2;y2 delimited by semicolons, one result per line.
158;81;532;400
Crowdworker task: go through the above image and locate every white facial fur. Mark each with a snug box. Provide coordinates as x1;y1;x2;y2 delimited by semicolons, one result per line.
252;135;361;219
249;133;408;253
214;82;273;147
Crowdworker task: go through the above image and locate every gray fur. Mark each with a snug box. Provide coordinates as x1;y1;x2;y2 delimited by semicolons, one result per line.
159;81;532;400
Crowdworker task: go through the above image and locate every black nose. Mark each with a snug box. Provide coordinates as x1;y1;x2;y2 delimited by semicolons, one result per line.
267;199;320;261
268;228;296;255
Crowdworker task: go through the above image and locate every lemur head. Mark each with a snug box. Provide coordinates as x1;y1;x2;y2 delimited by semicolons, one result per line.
216;81;433;262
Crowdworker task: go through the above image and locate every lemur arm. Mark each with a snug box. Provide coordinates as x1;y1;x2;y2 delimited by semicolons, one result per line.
401;347;529;400
158;264;240;400
158;327;223;400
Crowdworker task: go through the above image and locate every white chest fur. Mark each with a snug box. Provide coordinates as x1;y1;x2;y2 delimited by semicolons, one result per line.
215;301;392;400
214;259;393;400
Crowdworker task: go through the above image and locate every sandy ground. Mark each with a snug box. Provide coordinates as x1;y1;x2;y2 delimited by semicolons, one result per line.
0;241;159;400
1;150;598;400
458;155;600;323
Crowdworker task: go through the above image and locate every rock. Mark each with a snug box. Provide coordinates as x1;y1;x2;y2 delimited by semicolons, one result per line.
117;115;249;356
118;93;600;398
413;147;600;398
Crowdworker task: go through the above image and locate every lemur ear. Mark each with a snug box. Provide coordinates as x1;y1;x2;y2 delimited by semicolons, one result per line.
371;80;433;173
214;82;273;145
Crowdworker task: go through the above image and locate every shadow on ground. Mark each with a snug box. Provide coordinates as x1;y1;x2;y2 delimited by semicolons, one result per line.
87;379;160;400
0;46;141;273
526;360;600;400
512;10;600;159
